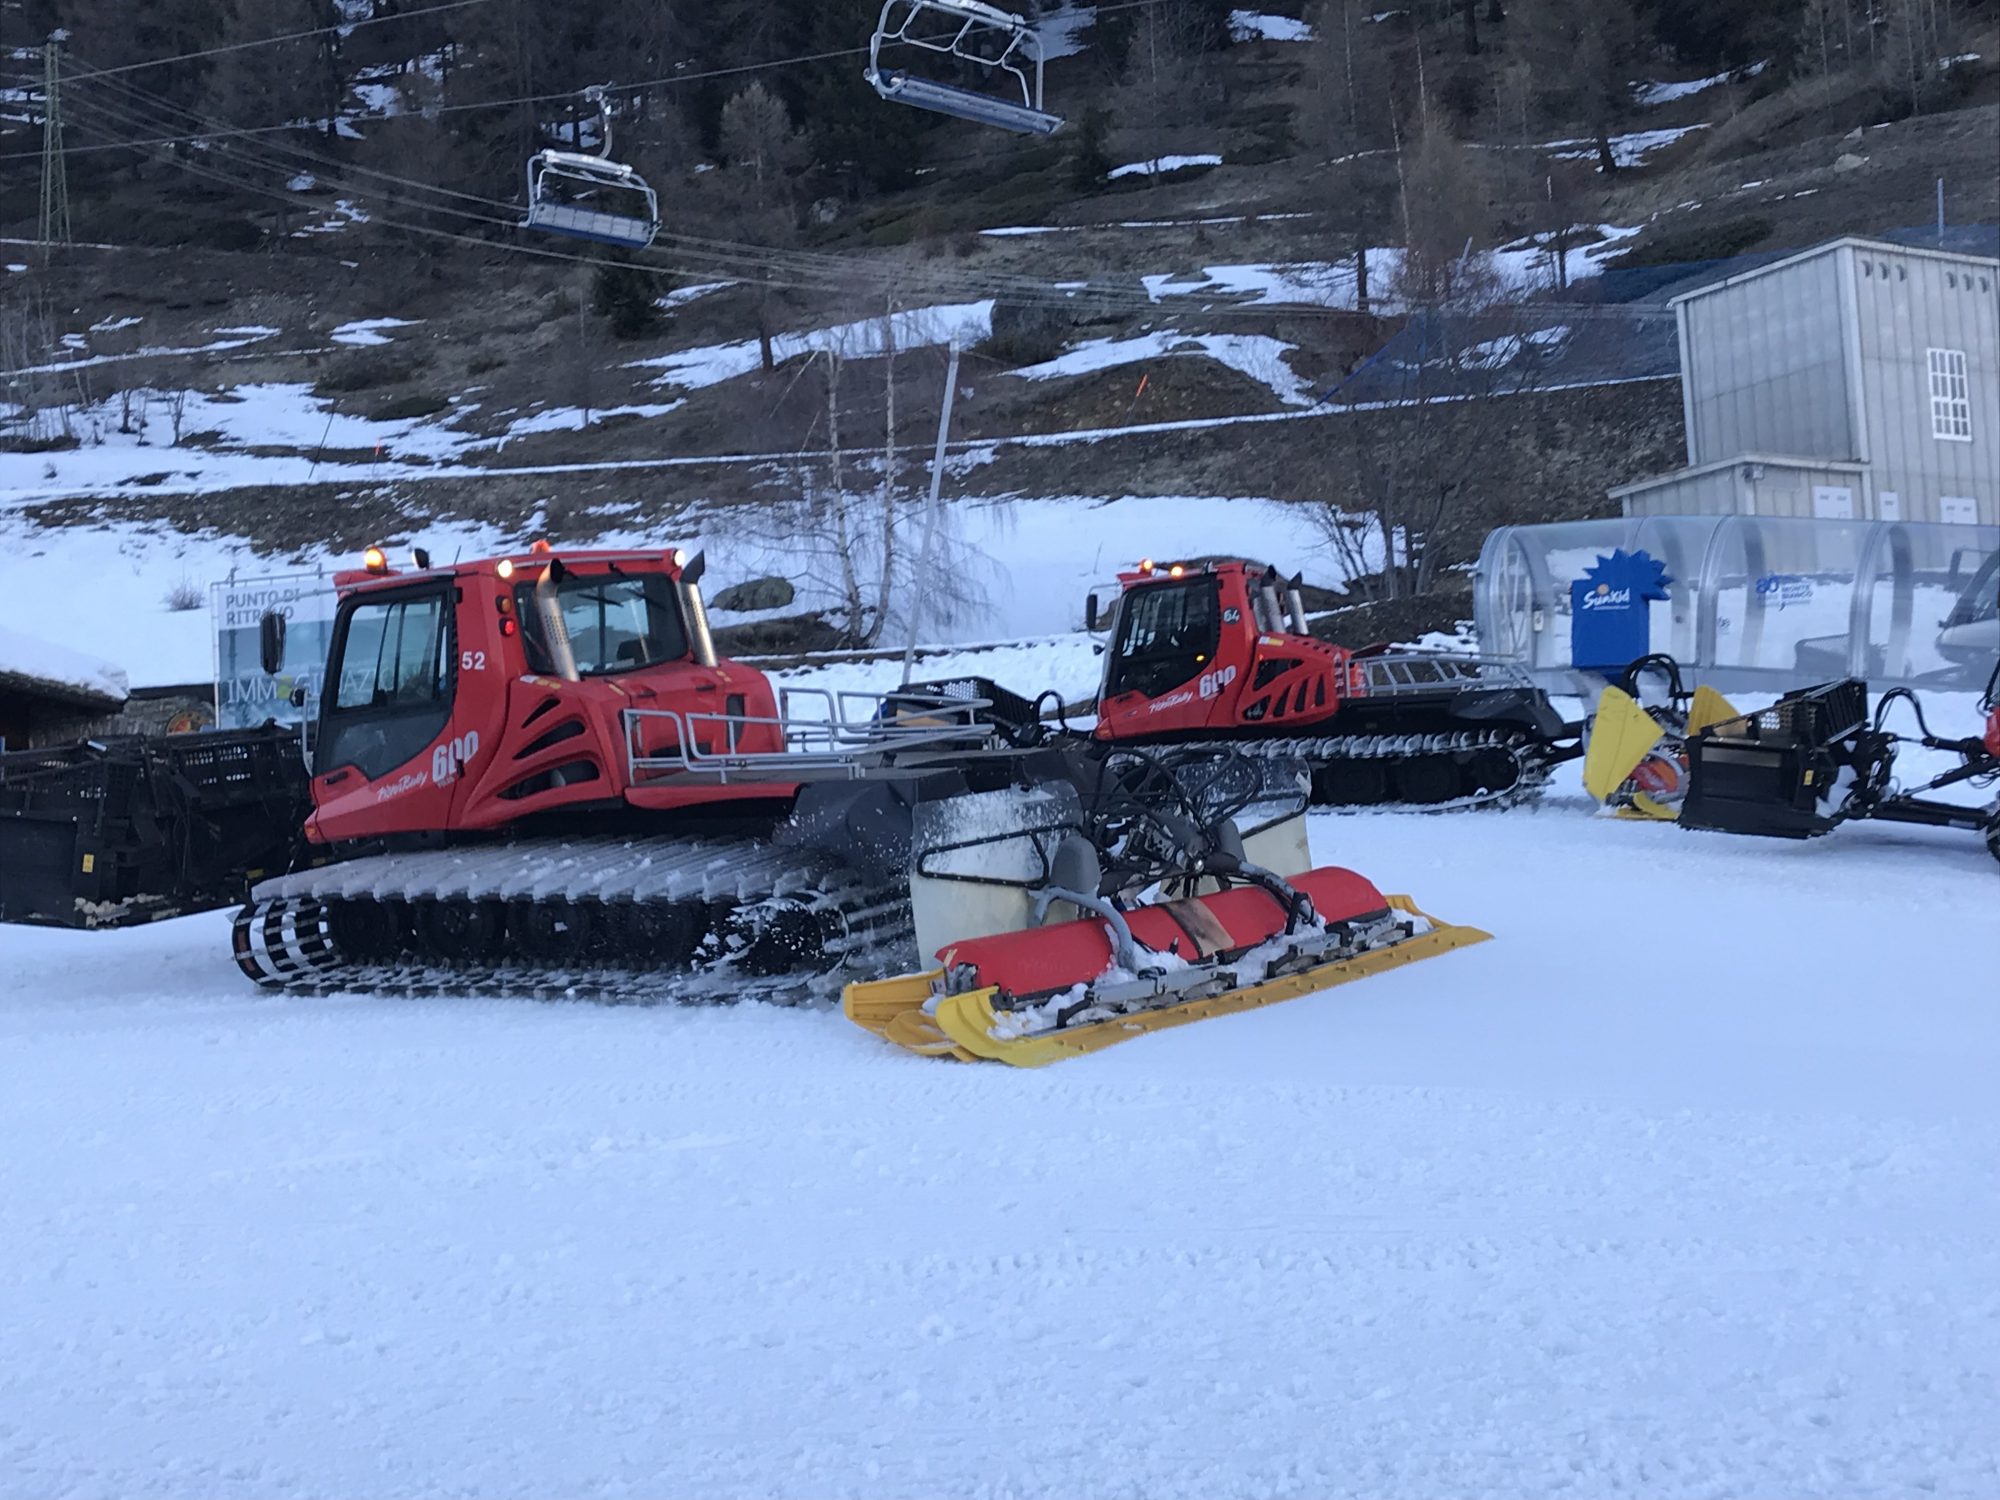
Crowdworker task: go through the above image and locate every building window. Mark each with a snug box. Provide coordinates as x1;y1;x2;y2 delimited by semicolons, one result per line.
1928;348;1972;441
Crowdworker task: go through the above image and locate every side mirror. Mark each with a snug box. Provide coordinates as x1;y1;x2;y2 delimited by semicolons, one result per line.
259;611;287;676
289;685;310;709
1085;592;1101;632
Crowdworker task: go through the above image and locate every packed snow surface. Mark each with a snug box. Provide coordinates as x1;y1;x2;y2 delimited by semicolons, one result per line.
3;781;1996;1498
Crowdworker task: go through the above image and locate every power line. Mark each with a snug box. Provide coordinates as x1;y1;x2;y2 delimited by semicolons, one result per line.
54;0;496;86
5;0;1181;158
43;26;1388;325
63;87;1373;325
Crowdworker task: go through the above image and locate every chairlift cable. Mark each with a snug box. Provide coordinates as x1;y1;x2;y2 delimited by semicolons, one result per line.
56;61;1395;324
54;0;499;86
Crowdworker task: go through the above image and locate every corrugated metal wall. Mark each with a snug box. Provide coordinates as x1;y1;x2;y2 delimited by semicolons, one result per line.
1682;253;1854;467
1851;247;2000;526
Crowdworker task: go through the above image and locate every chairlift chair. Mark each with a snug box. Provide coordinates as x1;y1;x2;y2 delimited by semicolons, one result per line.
523;85;661;250
866;0;1065;137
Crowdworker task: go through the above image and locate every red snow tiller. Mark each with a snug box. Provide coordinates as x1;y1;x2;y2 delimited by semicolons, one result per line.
1679;661;2000;865
844;747;1490;1067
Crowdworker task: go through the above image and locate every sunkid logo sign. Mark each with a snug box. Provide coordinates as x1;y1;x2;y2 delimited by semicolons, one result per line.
1570;549;1673;672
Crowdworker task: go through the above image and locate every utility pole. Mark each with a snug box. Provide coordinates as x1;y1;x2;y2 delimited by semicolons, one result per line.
39;32;72;258
900;339;963;685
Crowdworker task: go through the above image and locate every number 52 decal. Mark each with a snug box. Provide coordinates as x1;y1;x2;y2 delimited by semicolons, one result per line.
460;651;488;672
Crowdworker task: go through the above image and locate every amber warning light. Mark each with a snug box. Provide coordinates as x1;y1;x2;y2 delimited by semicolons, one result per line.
362;546;389;574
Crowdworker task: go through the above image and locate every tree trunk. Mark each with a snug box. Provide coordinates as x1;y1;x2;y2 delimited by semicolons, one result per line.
823;350;865;644
867;298;899;649
1354;237;1370;315
1594;125;1617;175
755;274;775;373
1462;0;1479;55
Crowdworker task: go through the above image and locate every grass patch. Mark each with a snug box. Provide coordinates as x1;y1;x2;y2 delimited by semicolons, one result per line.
313;351;426;397
1608;215;1774;270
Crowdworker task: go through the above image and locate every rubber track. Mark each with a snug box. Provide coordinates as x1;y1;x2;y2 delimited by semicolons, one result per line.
233;834;913;1005
1169;729;1557;814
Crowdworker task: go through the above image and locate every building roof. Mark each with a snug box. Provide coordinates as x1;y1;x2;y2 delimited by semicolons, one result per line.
1610;451;1869;498
1668;233;2000;309
0;624;130;712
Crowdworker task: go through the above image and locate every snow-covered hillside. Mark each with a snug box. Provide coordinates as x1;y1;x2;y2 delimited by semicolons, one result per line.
0;494;1346;689
4;758;1997;1499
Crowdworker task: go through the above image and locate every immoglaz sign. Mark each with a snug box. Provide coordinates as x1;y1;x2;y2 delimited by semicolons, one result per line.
212;573;337;729
1570;549;1673;672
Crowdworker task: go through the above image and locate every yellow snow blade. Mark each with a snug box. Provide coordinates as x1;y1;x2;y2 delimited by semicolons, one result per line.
1685;684;1739;739
919;897;1490;1069
1583;686;1668;805
1627;789;1681;821
841;968;980;1061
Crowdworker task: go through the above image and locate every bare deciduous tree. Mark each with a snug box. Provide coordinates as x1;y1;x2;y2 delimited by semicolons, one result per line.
1314;287;1559;601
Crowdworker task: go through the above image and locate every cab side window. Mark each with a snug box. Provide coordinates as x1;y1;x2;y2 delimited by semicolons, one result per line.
334;595;449;709
320;589;455;784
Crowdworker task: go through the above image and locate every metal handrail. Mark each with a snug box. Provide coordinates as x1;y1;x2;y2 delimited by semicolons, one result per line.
1357;653;1536;694
623;689;996;784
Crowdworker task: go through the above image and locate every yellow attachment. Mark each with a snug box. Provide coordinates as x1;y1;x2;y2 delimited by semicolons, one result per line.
1583;686;1668;805
1685;684;1739;738
845;897;1491;1069
840;968;980;1061
1627;787;1682;822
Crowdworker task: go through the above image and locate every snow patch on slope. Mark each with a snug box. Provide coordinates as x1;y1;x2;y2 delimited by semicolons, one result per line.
1108;153;1223;180
1229;10;1314;41
629;301;995;392
1010;331;1317;405
0;622;128;701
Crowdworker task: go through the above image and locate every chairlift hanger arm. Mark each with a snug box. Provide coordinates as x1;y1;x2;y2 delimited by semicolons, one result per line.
866;0;1062;136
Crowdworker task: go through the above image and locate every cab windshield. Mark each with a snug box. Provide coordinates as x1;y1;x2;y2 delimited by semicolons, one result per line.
519;572;689;676
1107;577;1220;699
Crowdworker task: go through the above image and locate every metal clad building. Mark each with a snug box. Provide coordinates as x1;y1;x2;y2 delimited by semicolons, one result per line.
1617;236;1999;526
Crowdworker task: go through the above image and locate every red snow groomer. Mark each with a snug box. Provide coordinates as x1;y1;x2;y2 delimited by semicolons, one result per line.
238;543;1488;1047
1084;559;1580;809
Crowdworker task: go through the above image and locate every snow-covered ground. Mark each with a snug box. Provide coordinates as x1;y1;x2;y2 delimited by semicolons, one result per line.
1631;61;1768;107
1140;226;1643;314
1553;124;1710;170
4;763;1996;1499
628;301;995;395
0;495;1340;688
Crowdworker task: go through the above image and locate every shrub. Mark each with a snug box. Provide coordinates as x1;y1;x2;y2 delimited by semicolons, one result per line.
163;576;204;612
1608;216;1773;270
366;391;449;421
986;299;1073;366
592;261;665;340
314;351;425;396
